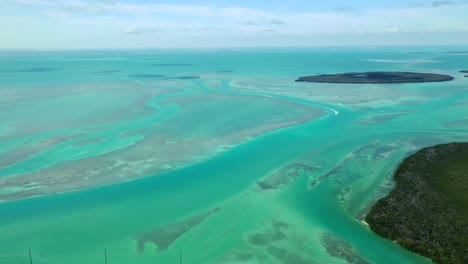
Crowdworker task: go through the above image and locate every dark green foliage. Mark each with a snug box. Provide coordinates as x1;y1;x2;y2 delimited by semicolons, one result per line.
296;72;454;84
366;143;468;264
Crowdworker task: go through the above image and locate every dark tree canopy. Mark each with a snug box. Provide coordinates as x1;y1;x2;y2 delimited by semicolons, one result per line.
366;143;468;264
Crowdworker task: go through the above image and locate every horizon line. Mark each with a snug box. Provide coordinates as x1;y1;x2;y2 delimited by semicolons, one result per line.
0;43;467;52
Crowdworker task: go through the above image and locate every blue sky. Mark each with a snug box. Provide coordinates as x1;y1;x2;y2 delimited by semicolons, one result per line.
1;0;468;49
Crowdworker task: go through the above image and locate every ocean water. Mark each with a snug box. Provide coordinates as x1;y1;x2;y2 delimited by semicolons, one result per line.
0;47;467;263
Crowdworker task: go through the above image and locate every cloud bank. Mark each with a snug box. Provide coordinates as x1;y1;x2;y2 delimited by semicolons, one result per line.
0;0;467;48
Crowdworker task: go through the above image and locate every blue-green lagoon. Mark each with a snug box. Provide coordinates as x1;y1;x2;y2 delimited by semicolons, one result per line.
0;47;467;263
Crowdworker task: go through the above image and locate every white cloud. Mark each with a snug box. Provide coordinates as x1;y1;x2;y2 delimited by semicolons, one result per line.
270;19;285;25
239;21;257;26
123;27;160;35
333;5;353;12
386;26;401;33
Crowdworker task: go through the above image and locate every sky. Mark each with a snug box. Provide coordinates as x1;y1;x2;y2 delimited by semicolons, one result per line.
1;0;468;49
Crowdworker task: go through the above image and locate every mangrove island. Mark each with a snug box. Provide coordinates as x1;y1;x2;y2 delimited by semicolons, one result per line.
366;142;468;264
296;72;454;84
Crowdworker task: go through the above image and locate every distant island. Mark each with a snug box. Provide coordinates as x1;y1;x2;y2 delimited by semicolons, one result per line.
460;70;468;73
296;72;454;84
366;143;468;264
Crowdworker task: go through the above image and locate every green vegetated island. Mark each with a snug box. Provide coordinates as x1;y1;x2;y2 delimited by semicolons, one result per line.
366;142;468;264
295;72;454;84
460;70;468;77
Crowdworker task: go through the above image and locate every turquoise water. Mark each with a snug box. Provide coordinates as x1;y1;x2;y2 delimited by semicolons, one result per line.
0;47;467;263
